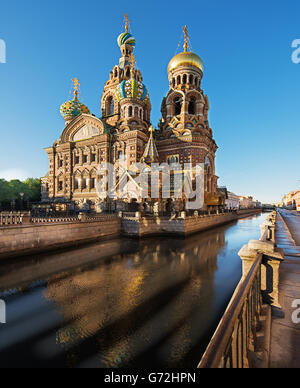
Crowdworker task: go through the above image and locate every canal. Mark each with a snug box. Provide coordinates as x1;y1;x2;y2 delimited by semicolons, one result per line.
0;213;266;368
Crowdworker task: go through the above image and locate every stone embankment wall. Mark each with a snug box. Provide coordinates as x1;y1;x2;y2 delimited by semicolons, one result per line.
122;209;262;237
0;215;121;259
0;209;261;258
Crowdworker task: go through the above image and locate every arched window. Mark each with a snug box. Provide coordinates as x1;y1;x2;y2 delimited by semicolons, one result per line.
107;96;114;116
189;75;194;84
114;68;118;78
195;77;198;87
126;67;130;78
172;78;175;88
183;74;187;84
204;156;212;192
188;97;196;114
128;106;133;117
177;75;181;85
174;97;182;115
134;106;139;117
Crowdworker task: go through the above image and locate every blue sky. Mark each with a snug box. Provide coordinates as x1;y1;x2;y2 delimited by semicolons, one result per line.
0;0;299;203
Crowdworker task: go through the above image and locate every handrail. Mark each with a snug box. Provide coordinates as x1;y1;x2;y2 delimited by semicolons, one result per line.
198;210;277;368
198;254;262;368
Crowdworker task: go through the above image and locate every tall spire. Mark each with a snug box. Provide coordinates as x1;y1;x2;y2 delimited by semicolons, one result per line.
124;13;129;33
141;126;159;164
183;25;189;53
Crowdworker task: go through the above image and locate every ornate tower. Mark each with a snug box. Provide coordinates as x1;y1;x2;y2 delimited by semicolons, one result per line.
100;15;152;168
101;15;151;129
157;26;219;209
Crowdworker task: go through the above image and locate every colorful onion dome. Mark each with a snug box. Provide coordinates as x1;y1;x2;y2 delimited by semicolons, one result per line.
115;78;149;102
117;32;136;48
168;51;204;73
60;96;90;120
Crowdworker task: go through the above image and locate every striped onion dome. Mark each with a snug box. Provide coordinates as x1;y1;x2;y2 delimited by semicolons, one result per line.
117;32;136;48
115;78;149;102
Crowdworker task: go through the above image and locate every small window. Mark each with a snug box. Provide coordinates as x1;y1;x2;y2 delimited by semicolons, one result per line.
59;159;63;168
58;181;63;191
75;156;80;165
188;97;196;115
90;178;96;189
91;153;96;162
107;97;114;116
75;178;79;190
174;97;182;115
82;178;87;190
128;106;133;117
183;74;187;84
83;155;88;164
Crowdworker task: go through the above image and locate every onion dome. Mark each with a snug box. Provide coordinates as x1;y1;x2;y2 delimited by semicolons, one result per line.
168;52;203;73
117;32;136;48
60;78;90;121
115;78;149;102
60;96;90;120
168;25;204;73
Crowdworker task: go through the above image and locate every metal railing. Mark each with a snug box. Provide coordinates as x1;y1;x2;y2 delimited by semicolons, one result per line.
198;211;278;368
198;254;263;368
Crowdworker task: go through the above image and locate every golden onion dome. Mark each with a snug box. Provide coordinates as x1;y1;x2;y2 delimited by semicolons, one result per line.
168;51;204;73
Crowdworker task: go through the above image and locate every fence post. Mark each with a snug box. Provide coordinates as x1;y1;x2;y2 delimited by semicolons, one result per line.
239;240;284;308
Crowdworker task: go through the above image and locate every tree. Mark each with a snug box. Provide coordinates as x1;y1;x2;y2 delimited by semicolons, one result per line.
0;178;41;209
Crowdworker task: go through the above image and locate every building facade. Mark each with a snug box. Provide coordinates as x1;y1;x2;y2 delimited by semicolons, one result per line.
225;191;240;210
282;190;300;211
42;19;221;213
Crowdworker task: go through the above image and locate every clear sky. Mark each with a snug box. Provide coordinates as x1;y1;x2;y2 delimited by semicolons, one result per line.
0;0;299;203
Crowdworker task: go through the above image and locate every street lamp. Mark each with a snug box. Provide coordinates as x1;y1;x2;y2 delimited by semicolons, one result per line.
19;193;24;211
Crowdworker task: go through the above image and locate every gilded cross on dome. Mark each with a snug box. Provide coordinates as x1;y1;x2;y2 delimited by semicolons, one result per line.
124;14;130;33
183;25;190;53
71;77;80;99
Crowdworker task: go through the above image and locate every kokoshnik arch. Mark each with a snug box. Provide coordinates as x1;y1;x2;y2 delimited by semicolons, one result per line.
42;17;221;213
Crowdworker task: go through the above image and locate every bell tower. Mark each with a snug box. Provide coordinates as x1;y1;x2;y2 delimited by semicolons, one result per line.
156;26;219;208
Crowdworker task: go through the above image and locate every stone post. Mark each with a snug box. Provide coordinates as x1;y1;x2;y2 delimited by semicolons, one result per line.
22;213;31;225
239;240;284;308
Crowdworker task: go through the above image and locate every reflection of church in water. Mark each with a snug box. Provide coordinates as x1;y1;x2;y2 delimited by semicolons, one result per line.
42;16;222;212
45;229;226;368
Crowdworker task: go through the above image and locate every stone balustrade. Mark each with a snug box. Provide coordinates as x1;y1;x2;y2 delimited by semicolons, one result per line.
0;212;30;226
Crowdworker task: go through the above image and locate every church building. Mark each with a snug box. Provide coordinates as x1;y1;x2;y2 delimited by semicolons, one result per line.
41;17;222;213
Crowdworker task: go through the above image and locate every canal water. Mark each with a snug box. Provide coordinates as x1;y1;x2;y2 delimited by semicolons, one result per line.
0;213;266;368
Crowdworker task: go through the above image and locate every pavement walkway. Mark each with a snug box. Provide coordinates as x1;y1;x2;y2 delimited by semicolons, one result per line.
269;210;300;368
